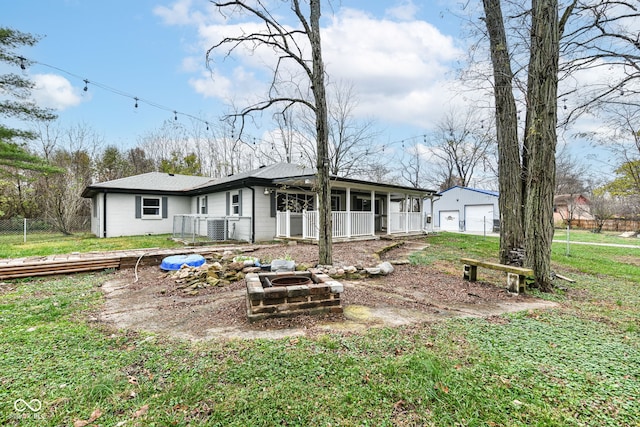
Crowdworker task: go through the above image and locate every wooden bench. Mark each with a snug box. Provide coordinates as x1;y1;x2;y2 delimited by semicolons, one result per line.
460;257;534;294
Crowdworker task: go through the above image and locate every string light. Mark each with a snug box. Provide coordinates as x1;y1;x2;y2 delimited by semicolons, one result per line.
19;56;216;128
18;56;486;153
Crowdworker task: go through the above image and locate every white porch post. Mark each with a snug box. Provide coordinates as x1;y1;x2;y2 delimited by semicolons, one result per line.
405;194;409;233
302;209;307;238
430;196;436;232
346;187;351;238
387;192;391;235
370;190;376;236
285;210;291;238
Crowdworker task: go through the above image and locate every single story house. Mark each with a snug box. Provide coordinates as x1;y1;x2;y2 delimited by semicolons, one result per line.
553;193;593;227
425;185;499;233
81;162;438;242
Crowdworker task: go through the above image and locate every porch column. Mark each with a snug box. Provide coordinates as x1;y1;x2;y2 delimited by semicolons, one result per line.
371;190;375;236
346;187;351;238
387;192;391;235
405;194;409;233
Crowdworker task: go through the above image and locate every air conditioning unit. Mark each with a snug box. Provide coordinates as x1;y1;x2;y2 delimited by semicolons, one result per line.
207;219;227;241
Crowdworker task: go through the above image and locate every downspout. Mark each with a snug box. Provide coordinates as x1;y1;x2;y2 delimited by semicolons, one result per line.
102;191;107;238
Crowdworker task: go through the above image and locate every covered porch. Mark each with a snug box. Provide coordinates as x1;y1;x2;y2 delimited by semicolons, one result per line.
274;185;435;241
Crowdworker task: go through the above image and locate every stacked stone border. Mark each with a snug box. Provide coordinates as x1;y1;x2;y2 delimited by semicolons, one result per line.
245;270;343;322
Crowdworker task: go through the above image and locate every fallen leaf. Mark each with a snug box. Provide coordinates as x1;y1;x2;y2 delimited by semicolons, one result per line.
133;404;149;418
128;375;138;385
73;408;102;427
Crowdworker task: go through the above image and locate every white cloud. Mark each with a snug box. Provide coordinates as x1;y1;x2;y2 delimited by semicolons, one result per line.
154;0;224;26
164;2;465;131
385;0;419;21
322;8;464;127
31;74;84;110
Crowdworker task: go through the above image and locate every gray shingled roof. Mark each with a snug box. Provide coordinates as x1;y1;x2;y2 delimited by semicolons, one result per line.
83;162;437;198
189;162;314;190
88;172;215;192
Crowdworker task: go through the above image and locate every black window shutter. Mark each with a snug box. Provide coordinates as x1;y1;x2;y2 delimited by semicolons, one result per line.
162;197;168;218
196;197;200;214
204;195;208;214
238;190;243;216
226;192;230;216
135;196;141;218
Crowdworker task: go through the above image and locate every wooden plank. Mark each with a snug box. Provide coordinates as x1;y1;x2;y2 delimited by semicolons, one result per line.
460;258;533;276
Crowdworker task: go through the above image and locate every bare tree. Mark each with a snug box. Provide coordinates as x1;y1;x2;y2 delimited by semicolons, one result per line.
400;145;428;189
322;81;380;177
482;0;525;266
430;109;495;188
208;0;332;263
483;0;569;290
32;123;101;234
555;143;589;195
589;191;619;233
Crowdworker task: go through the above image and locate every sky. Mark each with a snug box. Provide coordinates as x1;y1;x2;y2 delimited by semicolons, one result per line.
2;0;621;184
3;1;473;147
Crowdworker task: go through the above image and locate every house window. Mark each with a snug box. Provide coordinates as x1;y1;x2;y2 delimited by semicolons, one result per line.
200;196;208;214
142;197;161;218
232;194;240;215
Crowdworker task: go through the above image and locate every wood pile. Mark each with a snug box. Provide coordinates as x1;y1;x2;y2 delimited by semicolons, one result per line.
0;257;121;280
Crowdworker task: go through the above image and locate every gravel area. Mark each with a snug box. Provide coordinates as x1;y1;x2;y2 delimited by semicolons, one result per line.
102;239;553;339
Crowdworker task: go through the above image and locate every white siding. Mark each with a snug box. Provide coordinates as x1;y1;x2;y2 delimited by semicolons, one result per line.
432;187;499;231
104;193;190;238
193;187;277;242
254;187;276;241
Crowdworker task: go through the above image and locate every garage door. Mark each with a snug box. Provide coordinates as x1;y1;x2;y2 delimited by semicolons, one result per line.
465;205;494;233
439;210;460;231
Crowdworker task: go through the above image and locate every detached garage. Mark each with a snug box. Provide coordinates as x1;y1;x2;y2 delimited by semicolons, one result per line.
427;186;499;233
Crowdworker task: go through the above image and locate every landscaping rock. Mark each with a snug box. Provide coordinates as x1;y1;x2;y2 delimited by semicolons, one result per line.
378;261;394;275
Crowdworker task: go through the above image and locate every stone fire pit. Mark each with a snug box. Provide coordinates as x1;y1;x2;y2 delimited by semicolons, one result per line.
245;269;343;322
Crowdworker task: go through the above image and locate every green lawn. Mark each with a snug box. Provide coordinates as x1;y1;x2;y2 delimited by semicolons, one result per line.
0;234;184;259
1;233;639;426
553;228;640;246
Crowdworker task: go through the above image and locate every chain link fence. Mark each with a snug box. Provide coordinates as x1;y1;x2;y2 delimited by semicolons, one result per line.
0;217;91;244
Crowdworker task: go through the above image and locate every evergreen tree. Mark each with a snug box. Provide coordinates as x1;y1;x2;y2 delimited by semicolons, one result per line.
0;27;59;176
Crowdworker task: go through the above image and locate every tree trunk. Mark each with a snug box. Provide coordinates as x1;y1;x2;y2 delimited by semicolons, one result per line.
523;0;559;291
482;0;524;264
309;0;332;265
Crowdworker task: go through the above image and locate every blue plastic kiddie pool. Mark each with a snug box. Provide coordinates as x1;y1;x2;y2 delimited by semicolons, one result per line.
160;254;206;271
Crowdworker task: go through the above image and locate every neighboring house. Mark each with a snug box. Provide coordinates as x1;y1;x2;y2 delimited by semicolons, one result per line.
425;186;499;233
81;162;438;242
553;194;593;227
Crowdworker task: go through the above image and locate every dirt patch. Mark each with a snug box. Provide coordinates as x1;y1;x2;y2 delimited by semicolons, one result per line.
99;240;557;340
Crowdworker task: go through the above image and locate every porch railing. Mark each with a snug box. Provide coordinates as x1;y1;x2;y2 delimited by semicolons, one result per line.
276;210;425;239
388;212;423;233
